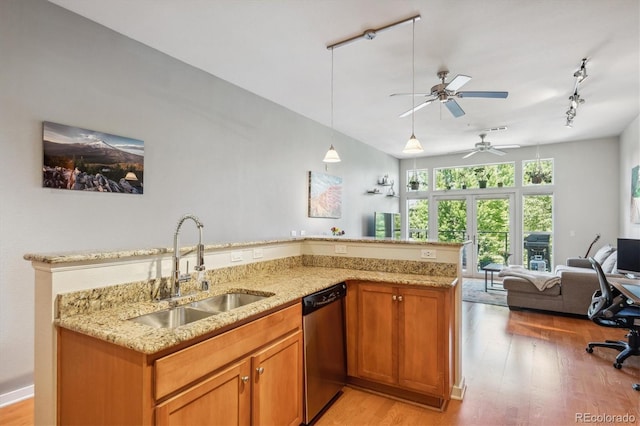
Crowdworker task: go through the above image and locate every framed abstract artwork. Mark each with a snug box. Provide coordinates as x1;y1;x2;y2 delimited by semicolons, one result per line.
42;121;144;194
308;171;342;218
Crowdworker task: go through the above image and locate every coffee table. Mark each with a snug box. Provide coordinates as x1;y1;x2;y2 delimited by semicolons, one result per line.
482;263;505;291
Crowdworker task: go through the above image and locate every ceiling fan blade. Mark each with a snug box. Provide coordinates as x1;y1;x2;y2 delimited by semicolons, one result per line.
445;74;471;92
462;150;478;159
444;99;465;117
488;148;507;156
457;91;509;99
495;144;521;149
399;99;435;118
390;93;432;97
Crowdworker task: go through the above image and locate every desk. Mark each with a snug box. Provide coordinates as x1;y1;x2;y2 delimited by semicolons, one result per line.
610;277;640;304
481;263;504;292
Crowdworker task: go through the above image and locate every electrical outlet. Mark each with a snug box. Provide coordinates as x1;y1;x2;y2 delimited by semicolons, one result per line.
335;244;347;254
253;248;264;259
231;251;243;262
421;249;437;259
300;230;306;236
290;230;297;237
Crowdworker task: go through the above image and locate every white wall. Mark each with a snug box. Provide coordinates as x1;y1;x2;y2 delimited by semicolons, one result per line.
619;115;640;238
399;137;620;267
0;0;399;396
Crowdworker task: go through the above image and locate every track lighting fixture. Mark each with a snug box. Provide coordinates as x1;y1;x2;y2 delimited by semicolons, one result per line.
565;58;588;127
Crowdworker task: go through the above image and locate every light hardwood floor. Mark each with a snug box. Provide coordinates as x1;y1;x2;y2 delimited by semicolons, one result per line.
1;302;638;425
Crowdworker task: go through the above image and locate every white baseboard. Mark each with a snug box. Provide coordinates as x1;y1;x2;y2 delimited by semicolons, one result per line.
0;385;34;408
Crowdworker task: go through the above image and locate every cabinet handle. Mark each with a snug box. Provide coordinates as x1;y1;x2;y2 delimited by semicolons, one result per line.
398;295;403;302
256;367;265;375
241;376;249;383
392;295;397;301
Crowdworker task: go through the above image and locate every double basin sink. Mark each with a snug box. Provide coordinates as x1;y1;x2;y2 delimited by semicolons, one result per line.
129;292;272;329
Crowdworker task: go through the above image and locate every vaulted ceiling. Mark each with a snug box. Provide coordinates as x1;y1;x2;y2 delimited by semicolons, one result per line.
49;0;639;158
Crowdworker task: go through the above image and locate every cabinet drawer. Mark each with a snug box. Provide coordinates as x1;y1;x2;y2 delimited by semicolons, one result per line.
155;303;301;400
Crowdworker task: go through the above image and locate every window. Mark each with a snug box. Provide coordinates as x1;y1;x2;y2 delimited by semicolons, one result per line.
407;199;428;240
523;194;553;270
407;168;428;192
434;163;515;190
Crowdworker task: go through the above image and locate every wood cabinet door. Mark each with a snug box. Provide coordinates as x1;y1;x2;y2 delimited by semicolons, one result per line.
251;331;303;426
397;287;444;395
155;360;251;426
356;283;396;384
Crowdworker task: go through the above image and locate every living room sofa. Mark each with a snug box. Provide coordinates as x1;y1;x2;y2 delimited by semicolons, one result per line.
502;245;623;315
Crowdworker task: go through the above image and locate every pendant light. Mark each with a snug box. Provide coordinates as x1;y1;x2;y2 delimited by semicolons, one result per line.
323;47;341;163
403;18;423;154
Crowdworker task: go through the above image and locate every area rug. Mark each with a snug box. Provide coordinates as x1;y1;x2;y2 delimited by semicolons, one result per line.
462;278;507;307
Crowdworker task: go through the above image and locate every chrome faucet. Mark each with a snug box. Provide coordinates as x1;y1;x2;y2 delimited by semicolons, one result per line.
172;214;206;298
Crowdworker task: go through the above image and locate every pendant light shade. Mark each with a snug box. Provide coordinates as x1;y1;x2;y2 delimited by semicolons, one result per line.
323;144;341;162
323;47;341;163
403;18;423;154
403;134;423;154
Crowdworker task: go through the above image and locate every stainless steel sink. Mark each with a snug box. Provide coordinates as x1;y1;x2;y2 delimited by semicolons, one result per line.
130;306;217;329
189;292;271;313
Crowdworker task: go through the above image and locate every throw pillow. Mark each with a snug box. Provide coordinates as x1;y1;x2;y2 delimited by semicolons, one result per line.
593;244;616;264
601;250;617;274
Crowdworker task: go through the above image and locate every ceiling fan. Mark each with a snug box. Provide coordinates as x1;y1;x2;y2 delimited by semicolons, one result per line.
459;134;520;158
391;70;508;118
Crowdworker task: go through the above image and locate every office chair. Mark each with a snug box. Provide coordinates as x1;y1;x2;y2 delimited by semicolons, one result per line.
585;257;640;370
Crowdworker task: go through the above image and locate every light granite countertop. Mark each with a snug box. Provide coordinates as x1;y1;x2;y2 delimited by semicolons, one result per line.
25;236;465;264
56;266;458;355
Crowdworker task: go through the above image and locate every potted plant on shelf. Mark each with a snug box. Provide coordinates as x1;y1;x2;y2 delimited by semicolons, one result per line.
474;167;488;188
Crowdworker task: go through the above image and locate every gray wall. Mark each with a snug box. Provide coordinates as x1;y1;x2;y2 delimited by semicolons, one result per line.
0;0;399;396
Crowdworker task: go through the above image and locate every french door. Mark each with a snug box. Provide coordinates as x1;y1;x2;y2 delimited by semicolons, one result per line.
434;194;515;278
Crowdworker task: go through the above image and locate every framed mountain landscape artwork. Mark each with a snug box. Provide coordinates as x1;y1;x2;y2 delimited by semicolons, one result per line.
42;122;144;194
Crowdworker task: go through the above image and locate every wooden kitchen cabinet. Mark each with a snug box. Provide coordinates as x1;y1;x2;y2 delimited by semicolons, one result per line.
156;359;251;425
347;281;453;409
155;330;302;426
58;303;302;425
251;331;303;426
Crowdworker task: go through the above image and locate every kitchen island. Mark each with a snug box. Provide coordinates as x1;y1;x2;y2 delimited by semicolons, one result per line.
26;237;466;424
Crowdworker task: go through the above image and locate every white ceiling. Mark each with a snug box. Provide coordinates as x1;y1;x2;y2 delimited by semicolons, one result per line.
48;0;639;159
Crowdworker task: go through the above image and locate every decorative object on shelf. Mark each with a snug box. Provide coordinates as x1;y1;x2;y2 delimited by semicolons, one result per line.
366;188;381;194
378;174;391;185
42;121;144;194
331;227;345;236
387;180;396;196
565;58;588;128
308;171;342;218
402;18;423;154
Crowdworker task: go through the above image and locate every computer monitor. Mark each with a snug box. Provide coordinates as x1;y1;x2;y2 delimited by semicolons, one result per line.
616;238;640;278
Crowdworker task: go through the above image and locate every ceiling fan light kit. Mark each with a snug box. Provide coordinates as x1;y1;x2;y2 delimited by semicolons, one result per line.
566;58;588;128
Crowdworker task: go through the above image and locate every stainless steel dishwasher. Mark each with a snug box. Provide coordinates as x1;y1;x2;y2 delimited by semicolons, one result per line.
302;282;347;425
